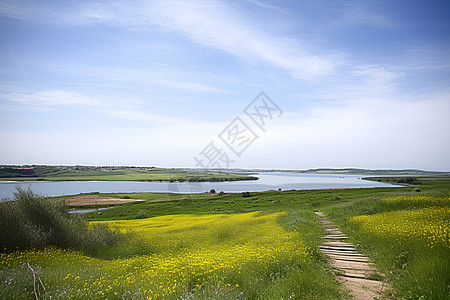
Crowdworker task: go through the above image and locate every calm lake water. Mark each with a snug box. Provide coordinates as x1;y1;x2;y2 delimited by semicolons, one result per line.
0;172;397;200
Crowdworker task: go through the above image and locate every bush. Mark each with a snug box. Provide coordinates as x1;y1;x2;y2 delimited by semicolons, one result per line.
209;189;216;194
331;194;341;201
0;187;118;253
136;210;148;219
393;177;422;185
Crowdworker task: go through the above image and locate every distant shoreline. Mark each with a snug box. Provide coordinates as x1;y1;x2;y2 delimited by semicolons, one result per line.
0;178;259;183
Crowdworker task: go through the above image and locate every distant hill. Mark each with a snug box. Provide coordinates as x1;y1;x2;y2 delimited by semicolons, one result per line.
206;168;449;176
0;165;258;182
291;168;450;176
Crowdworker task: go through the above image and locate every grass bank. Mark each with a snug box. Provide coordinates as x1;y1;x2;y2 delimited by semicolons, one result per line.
0;166;257;182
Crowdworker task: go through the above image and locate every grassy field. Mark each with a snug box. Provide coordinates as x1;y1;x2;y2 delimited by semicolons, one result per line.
0;176;449;299
0;166;257;182
323;178;449;299
1;210;344;299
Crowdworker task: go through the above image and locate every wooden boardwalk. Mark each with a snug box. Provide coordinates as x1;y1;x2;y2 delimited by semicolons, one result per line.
315;212;389;299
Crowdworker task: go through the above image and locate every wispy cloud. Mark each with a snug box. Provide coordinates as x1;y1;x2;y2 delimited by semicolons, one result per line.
35;59;230;94
145;0;338;79
101;66;230;93
246;0;294;16
0;0;339;80
350;64;400;92
1;90;100;106
336;0;398;29
397;46;450;72
103;109;198;127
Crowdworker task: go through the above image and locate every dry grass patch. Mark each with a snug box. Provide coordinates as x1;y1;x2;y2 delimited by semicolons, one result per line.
65;195;143;206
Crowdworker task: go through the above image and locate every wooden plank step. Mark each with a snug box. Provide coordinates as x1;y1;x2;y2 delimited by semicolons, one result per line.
325;228;342;233
319;220;335;224
323;233;346;236
321;241;357;251
324;252;369;259
323;225;341;229
325;232;343;236
321;249;365;257
323;234;348;238
319;220;334;224
324;230;343;234
339;270;370;279
331;260;375;271
323;237;349;241
319;246;356;251
323;241;356;247
323;248;357;253
323;252;365;259
324;229;343;233
329;256;370;263
336;265;374;272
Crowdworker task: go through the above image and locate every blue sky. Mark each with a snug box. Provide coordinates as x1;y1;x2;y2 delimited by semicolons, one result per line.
0;0;449;171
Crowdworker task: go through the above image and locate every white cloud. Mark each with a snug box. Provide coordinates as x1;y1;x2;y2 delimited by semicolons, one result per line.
349;64;400;95
0;116;227;167
2;91;449;170
243;93;450;170
103;109;205;128
145;0;337;79
246;0;294;15
39;61;229;94
0;0;339;80
1;90;100;106
352;65;399;84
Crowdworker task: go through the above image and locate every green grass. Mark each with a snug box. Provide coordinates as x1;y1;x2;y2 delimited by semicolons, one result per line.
322;178;450;299
0;188;118;253
84;187;403;221
1;175;449;299
0;167;257;182
1;211;345;299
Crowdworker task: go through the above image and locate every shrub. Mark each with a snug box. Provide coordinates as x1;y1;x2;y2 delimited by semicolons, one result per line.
242;191;251;197
210;189;216;194
0;187;118;253
393;177;422;185
331;194;341;201
136;210;148;219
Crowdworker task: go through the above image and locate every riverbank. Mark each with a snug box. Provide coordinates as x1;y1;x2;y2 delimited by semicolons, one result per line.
0;173;398;199
0;165;258;183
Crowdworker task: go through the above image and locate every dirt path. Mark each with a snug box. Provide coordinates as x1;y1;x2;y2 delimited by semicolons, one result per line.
315;212;389;299
65;195;143;206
